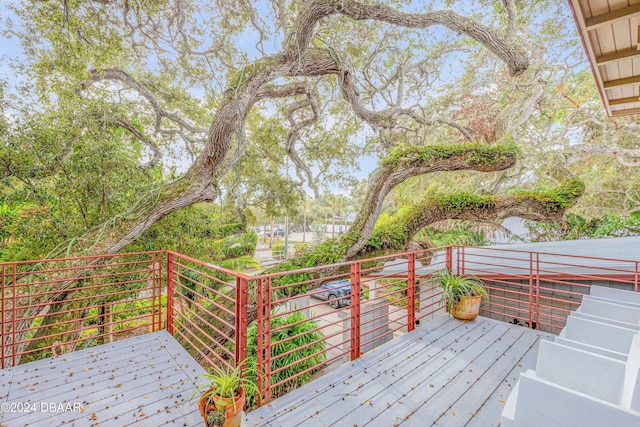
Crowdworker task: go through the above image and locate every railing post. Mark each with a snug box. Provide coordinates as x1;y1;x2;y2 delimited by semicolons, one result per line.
101;304;113;343
235;276;248;366
445;246;453;272
350;262;361;361
535;253;540;330
635;262;638;293
158;252;164;331
166;252;175;335
150;252;158;332
1;264;5;369
12;264;16;367
257;278;272;404
407;253;416;332
528;253;534;328
155;252;163;332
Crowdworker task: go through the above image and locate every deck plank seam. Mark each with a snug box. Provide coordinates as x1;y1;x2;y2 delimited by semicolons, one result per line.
360;322;510;427
255;319;483;421
288;321;503;427
261;321;501;426
8;350;178;398
461;334;545;427
7;370;194;422
425;328;535;426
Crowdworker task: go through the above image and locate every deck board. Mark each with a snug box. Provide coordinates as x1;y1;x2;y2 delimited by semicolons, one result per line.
0;330;208;427
406;327;540;426
328;321;499;427
246;316;552;427
247;318;461;424
438;329;539;425
464;333;543;427
361;322;509;426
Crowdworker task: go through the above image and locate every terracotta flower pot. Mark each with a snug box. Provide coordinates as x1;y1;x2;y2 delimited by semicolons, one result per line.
198;386;246;427
451;295;483;321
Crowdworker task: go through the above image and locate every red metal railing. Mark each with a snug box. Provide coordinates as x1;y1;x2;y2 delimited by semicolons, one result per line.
2;245;639;407
456;246;640;333
0;251;164;368
250;247;447;404
165;251;245;371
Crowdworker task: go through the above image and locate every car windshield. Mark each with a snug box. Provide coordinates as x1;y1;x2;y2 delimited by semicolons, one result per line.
326;282;348;288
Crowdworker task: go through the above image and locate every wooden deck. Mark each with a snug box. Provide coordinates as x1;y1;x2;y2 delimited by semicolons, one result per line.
0;330;207;427
246;315;553;427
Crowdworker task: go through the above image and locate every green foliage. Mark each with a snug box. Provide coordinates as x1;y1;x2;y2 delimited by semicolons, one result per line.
217;256;261;272
179;270;200;301
128;204;255;265
382;142;520;169
365;219;411;251
524;213;640;242
420;226;486;247
293;242;312;252
376;279;410;307
434;193;496;213
217;230;257;259
265;237;354;290
196;362;260;415
206;222;245;239
0;109;158;261
271;242;285;256
509;179;585;210
269;238;348;272
245;312;326;408
435;271;488;313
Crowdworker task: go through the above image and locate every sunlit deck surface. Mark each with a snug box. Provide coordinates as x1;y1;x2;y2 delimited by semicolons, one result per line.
246;315;553;427
0;331;206;427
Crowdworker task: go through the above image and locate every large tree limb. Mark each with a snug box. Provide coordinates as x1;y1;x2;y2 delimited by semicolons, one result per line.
287;49;484;139
75;0;527;255
285;89;321;197
344;143;519;259
568;144;640;167
359;179;585;256
81;68;205;135
286;0;527;77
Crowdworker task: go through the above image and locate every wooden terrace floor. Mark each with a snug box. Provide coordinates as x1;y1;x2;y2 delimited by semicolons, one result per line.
0;331;207;427
246;315;553;427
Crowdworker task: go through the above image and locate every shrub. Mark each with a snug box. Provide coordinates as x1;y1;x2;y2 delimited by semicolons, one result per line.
293;242;312;252
245;311;326;408
271;242;285;256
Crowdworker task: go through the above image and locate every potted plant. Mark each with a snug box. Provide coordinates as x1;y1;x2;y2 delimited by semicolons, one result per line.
436;270;488;321
196;363;258;427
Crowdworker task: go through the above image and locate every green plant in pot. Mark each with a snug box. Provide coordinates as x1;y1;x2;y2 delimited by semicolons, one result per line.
436;270;488;321
196;363;259;427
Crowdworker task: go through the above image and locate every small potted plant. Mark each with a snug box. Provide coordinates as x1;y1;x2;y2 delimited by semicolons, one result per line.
436;270;488;321
196;363;258;427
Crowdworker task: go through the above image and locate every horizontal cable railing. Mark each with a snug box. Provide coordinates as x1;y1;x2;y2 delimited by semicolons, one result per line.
166;251;244;372
456;246;640;334
2;244;639;408
250;247;447;404
0;251;164;368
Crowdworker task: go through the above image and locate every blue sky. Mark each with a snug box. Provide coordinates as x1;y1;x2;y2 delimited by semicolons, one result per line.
0;0;584;197
1;5;24;92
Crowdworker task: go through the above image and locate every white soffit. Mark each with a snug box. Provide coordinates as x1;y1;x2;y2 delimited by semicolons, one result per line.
568;0;640;117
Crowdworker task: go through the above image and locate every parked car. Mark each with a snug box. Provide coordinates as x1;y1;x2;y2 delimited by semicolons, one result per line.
312;280;351;309
266;228;285;237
